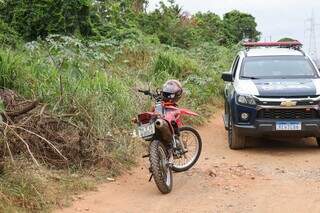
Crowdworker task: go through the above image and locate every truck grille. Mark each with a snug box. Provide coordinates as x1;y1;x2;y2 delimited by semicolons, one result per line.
258;109;319;119
255;100;319;106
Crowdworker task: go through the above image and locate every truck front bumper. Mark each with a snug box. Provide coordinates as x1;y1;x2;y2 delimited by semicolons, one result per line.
235;119;320;138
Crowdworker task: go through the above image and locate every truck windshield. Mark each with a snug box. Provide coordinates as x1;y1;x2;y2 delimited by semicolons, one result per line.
241;56;318;79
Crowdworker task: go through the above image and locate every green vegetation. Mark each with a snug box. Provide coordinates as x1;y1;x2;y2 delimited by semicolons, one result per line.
0;160;96;212
223;10;260;44
0;0;259;212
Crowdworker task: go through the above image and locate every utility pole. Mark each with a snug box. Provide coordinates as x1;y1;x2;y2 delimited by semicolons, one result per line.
305;11;319;65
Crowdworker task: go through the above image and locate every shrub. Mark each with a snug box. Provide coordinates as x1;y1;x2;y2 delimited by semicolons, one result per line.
0;20;22;47
153;50;199;79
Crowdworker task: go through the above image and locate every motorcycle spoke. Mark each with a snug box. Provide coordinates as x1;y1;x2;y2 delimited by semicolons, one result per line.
173;129;200;169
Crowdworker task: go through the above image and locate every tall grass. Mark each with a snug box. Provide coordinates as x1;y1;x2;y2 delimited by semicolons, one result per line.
0;35;236;211
153;50;199;79
0;36;235;165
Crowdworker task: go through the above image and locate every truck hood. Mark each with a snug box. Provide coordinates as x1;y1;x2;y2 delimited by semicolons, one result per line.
235;78;320;97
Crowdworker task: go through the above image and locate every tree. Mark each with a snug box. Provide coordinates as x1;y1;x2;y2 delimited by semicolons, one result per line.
90;0;140;39
193;12;224;44
0;0;261;48
138;0;186;47
0;0;95;41
0;19;22;47
132;0;148;13
223;10;260;44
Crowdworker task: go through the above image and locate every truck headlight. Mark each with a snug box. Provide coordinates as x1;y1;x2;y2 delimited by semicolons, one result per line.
237;95;256;106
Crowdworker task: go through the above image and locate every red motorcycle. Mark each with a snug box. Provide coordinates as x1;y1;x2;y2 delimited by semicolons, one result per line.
135;89;202;194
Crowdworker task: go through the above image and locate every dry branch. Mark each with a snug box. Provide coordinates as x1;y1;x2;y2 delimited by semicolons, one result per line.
0;89;112;169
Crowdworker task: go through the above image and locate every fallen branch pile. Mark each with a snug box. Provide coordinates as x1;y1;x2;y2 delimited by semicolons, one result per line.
0;89;112;169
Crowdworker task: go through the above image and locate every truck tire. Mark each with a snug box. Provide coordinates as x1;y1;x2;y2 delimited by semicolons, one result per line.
228;110;246;150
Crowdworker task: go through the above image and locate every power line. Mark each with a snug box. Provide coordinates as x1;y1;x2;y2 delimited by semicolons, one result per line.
305;11;319;64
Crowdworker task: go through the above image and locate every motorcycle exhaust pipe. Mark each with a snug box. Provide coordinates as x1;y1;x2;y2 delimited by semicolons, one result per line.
155;119;166;128
155;119;172;143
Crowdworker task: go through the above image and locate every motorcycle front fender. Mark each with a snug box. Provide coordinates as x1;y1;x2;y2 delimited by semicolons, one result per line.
179;108;199;116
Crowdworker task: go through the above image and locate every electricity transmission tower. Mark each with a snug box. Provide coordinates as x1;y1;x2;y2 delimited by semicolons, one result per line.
305;11;319;65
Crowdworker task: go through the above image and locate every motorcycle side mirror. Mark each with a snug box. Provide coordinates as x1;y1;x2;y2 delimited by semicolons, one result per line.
221;72;233;82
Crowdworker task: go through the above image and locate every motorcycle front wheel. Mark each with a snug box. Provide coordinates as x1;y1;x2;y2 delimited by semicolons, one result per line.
149;140;173;194
172;126;202;172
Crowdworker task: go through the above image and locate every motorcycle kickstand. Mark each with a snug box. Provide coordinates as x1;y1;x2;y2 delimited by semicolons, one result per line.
148;174;153;182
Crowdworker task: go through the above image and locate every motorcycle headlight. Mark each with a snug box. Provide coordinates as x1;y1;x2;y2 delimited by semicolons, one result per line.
237;95;256;106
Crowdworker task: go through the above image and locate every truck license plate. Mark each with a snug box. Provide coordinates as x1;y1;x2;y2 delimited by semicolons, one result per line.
138;123;155;138
276;121;301;131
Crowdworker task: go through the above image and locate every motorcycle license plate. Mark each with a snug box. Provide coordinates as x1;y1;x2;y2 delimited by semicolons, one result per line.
138;123;155;138
276;121;301;131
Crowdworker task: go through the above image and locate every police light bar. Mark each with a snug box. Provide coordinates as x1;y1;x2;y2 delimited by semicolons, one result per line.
243;41;303;49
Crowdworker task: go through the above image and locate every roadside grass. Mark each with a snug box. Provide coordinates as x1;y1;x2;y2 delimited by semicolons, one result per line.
0;137;142;213
0;35;235;211
0;159;96;213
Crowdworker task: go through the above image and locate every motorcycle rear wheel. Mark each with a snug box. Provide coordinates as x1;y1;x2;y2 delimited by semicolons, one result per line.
172;126;202;172
149;140;173;194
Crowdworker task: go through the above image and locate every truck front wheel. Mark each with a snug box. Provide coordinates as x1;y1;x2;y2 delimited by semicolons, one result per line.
228;111;246;150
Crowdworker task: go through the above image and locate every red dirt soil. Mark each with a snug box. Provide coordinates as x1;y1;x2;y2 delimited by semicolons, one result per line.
56;111;320;213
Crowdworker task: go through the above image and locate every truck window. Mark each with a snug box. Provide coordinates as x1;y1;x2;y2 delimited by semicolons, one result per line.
232;56;240;78
241;56;317;79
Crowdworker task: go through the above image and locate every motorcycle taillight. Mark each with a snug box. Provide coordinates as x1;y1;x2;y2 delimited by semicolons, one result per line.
138;113;155;124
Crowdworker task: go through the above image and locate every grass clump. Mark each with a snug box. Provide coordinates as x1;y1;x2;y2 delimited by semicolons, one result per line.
153;50;199;79
0;160;96;213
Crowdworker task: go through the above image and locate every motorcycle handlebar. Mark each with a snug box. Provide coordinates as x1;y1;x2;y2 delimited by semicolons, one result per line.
138;89;162;100
138;89;151;95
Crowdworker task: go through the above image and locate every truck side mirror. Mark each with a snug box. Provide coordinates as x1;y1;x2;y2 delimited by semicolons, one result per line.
221;72;233;82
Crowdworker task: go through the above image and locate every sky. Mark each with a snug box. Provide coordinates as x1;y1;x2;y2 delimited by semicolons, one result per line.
148;0;320;56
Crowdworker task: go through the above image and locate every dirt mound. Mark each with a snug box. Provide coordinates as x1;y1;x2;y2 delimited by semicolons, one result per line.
0;89;111;169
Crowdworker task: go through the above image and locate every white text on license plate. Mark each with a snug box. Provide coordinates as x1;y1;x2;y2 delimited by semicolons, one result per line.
276;122;302;131
138;123;155;138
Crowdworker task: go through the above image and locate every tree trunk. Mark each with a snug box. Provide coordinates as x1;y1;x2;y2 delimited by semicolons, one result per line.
132;0;146;13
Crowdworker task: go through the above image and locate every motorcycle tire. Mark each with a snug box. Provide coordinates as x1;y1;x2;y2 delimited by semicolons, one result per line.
149;140;173;194
172;126;202;173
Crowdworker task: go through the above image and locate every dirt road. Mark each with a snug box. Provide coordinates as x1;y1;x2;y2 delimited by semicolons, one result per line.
56;112;320;213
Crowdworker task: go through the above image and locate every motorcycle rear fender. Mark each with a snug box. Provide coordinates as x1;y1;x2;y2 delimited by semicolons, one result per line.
138;112;157;124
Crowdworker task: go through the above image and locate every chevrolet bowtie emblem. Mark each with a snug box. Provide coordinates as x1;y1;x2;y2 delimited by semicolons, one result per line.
280;100;297;107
